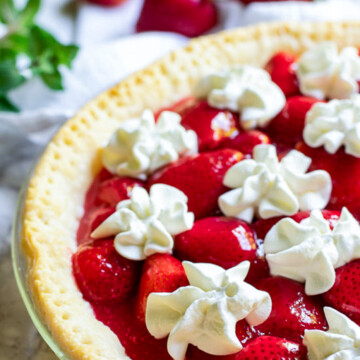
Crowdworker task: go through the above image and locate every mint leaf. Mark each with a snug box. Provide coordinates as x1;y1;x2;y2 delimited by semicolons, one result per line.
18;0;40;27
56;44;79;68
0;49;26;93
41;69;63;90
0;95;19;112
0;0;18;24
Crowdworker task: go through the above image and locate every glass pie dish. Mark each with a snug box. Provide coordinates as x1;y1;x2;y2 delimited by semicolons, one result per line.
11;154;67;360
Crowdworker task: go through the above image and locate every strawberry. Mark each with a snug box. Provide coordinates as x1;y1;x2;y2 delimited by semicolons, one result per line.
72;239;141;303
179;100;239;152
186;320;260;359
136;0;218;38
253;210;341;241
83;0;128;6
323;260;360;325
95;176;144;207
76;206;115;245
220;130;270;156
264;96;321;151
297;142;360;220
174;216;268;282
148;149;243;219
254;277;327;343
235;336;307;360
175;217;256;268
135;254;189;322
264;52;300;98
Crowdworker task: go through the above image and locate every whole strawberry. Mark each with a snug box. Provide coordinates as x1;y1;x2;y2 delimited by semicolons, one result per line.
174;216;268;282
95;176;144;207
264;96;320;151
236;336;307;360
323;260;360;325
135;253;188;322
73;239;141;302
136;0;218;37
297;142;360;220
175;217;256;268
180;100;239;152
254;277;327;343
265;52;300;98
148;149;243;219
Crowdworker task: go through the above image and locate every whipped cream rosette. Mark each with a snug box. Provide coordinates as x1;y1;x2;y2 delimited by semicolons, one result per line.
194;65;286;130
145;261;271;360
91;184;194;260
296;42;360;100
264;207;360;295
102;110;198;180
304;307;360;360
218;144;332;223
304;95;360;157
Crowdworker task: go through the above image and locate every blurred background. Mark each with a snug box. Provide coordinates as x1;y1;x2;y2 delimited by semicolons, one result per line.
1;0;360;358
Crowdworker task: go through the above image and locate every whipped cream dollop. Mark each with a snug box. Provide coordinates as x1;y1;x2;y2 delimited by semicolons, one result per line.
304;307;360;360
296;42;360;100
218;144;332;223
304;95;360;157
194;65;286;130
264;207;360;295
91;184;194;260
146;261;271;360
102;110;198;180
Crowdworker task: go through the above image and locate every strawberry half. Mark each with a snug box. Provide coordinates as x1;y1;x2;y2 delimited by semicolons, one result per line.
179;100;239;152
264;52;300;98
135;254;188;322
264;96;321;151
148;149;243;219
73;239;142;303
254;277;327;343
220;130;270;156
323;260;360;325
236;336;307;360
136;0;218;37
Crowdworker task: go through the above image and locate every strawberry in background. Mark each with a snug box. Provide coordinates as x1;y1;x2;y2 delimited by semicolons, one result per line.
84;0;129;5
136;0;218;37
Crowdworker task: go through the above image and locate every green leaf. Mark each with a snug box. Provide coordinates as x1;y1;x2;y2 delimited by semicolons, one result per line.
41;69;63;90
0;60;26;93
56;44;79;68
18;0;40;27
0;32;29;52
0;0;18;24
0;95;19;112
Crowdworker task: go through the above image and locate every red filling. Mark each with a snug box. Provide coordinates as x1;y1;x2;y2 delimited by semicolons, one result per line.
72;51;360;360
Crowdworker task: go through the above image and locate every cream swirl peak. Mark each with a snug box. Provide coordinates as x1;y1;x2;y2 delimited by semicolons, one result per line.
218;144;332;223
296;42;360;100
145;261;271;360
304;95;360;157
102;110;198;180
194;65;286;130
264;207;360;295
304;307;360;360
91;185;194;260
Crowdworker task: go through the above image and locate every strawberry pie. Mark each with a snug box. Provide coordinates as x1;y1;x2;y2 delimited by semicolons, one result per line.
21;22;360;360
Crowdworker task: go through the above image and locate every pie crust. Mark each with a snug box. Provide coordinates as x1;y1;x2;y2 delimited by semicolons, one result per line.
22;22;360;360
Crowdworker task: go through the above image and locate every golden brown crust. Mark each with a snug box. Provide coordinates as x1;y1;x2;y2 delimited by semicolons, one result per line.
22;22;360;359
